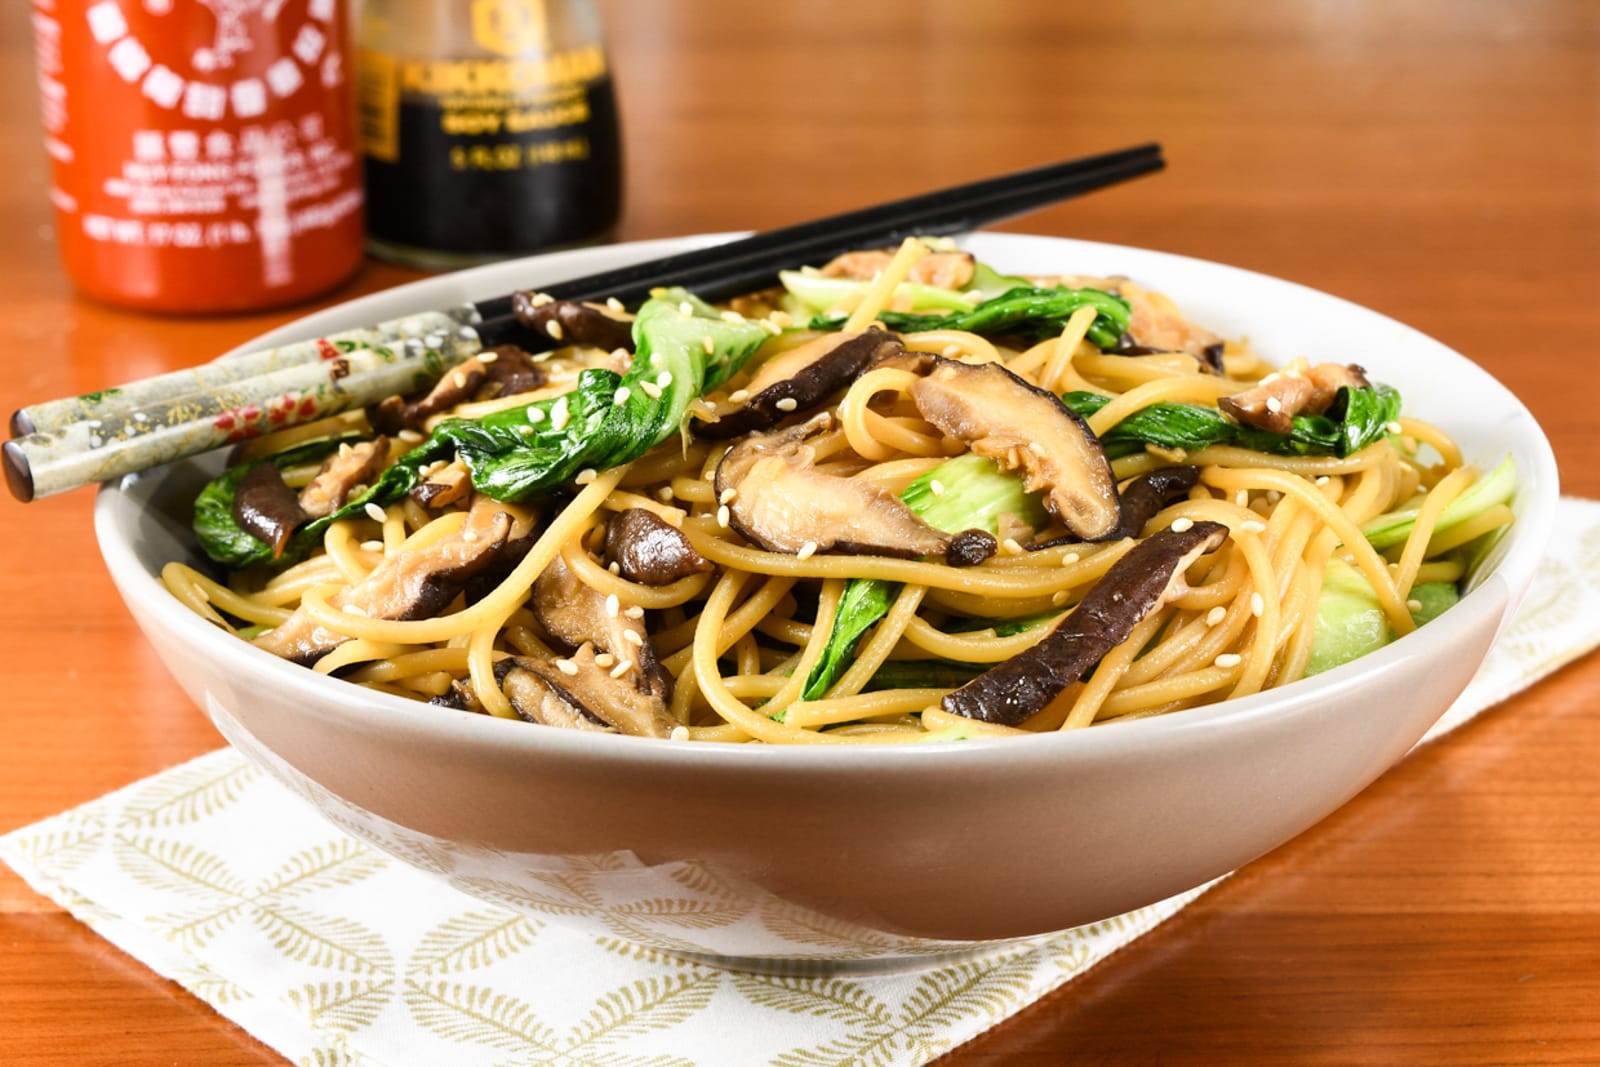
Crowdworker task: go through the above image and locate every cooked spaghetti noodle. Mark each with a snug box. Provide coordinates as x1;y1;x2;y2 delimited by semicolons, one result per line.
163;242;1513;743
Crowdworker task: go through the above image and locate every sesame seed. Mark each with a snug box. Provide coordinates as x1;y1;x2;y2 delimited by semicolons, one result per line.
576;468;597;484
364;503;387;524
761;319;782;336
774;397;799;412
1235;490;1249;507
338;442;353;457
1061;552;1080;566
551;398;570;431
594;652;616;667
347;483;367;498
1214;653;1243;669
526;406;545;423
647;352;663;369
624;605;645;619
720;310;745;323
929;479;945;496
656;371;673;388
606;297;625;313
796;540;818;560
604;594;619;618
1206;606;1227;626
478;351;498;363
556;658;579;676
399;430;423;443
1386;421;1403;434
640;381;663;399
343;603;367;616
545;320;564;341
1027;442;1047;456
623;629;643;646
610;659;634;678
461;528;478;543
1315;475;1330;486
1052;590;1071;606
716;505;730;528
702;336;715;355
613;386;631;405
670;726;689;741
728;389;750;403
1001;537;1024;555
516;425;533;437
529;292;554;307
1171;517;1195;533
1251;592;1266;617
360;540;383;551
1240;520;1266;534
1407;598;1423;612
1265;397;1283;414
656;486;674;502
719;487;737;504
678;301;694;317
1260;372;1280;385
608;561;621;574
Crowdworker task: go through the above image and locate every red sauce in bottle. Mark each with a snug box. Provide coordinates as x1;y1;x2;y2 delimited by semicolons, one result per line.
30;0;365;313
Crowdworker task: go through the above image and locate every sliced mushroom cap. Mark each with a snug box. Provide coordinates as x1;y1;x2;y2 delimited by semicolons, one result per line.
942;521;1229;725
531;554;667;698
695;329;894;439
410;458;471;509
476;344;548;399
1219;362;1371;434
1112;466;1201;539
604;508;712;585
822;248;976;290
254;504;512;666
714;413;951;559
1029;465;1201;548
233;462;308;559
298;437;389;519
511;294;635;352
910;358;1122;541
500;645;676;737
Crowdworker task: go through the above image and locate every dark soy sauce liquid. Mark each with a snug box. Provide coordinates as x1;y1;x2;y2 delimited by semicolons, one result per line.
366;76;622;259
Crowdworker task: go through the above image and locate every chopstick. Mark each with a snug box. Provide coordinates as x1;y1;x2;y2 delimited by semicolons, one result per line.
5;143;1163;503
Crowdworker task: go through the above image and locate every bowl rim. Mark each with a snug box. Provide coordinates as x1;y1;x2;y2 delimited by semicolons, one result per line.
94;231;1561;770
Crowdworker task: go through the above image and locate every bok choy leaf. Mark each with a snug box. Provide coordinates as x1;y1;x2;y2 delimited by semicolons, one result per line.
810;286;1133;350
193;289;772;568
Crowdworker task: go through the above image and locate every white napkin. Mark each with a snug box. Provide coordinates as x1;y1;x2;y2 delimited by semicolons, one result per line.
6;497;1598;1067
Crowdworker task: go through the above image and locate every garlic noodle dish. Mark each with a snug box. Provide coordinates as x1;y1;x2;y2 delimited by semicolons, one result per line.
162;237;1517;744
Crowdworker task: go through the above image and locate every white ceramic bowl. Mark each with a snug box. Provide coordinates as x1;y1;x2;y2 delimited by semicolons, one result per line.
95;233;1558;972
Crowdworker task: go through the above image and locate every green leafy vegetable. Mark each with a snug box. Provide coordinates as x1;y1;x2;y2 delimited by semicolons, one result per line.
193;289;772;567
801;455;1044;700
778;270;978;315
1061;383;1403;460
191;434;364;568
1362;454;1517;550
1305;559;1461;676
810;286;1132;350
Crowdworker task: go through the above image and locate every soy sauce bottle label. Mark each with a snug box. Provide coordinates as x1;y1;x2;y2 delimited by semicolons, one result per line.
357;0;622;265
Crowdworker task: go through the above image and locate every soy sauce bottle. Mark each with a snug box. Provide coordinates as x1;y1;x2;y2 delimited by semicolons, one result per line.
356;0;622;268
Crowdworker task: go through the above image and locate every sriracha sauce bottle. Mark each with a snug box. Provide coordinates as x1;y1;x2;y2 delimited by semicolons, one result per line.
30;0;365;313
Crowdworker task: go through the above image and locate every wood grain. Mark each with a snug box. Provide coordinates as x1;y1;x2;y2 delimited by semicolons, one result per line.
1;0;1597;1062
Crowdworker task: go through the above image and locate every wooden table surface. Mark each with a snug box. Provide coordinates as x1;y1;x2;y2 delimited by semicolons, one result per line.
3;1;1597;1062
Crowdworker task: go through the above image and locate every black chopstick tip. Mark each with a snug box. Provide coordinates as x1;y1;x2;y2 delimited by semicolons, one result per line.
3;440;34;503
9;408;35;437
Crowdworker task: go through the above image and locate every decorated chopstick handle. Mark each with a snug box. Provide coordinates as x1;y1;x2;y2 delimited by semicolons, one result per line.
4;311;480;502
9;305;483;438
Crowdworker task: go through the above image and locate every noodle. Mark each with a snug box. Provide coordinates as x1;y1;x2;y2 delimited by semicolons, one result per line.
160;250;1498;745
